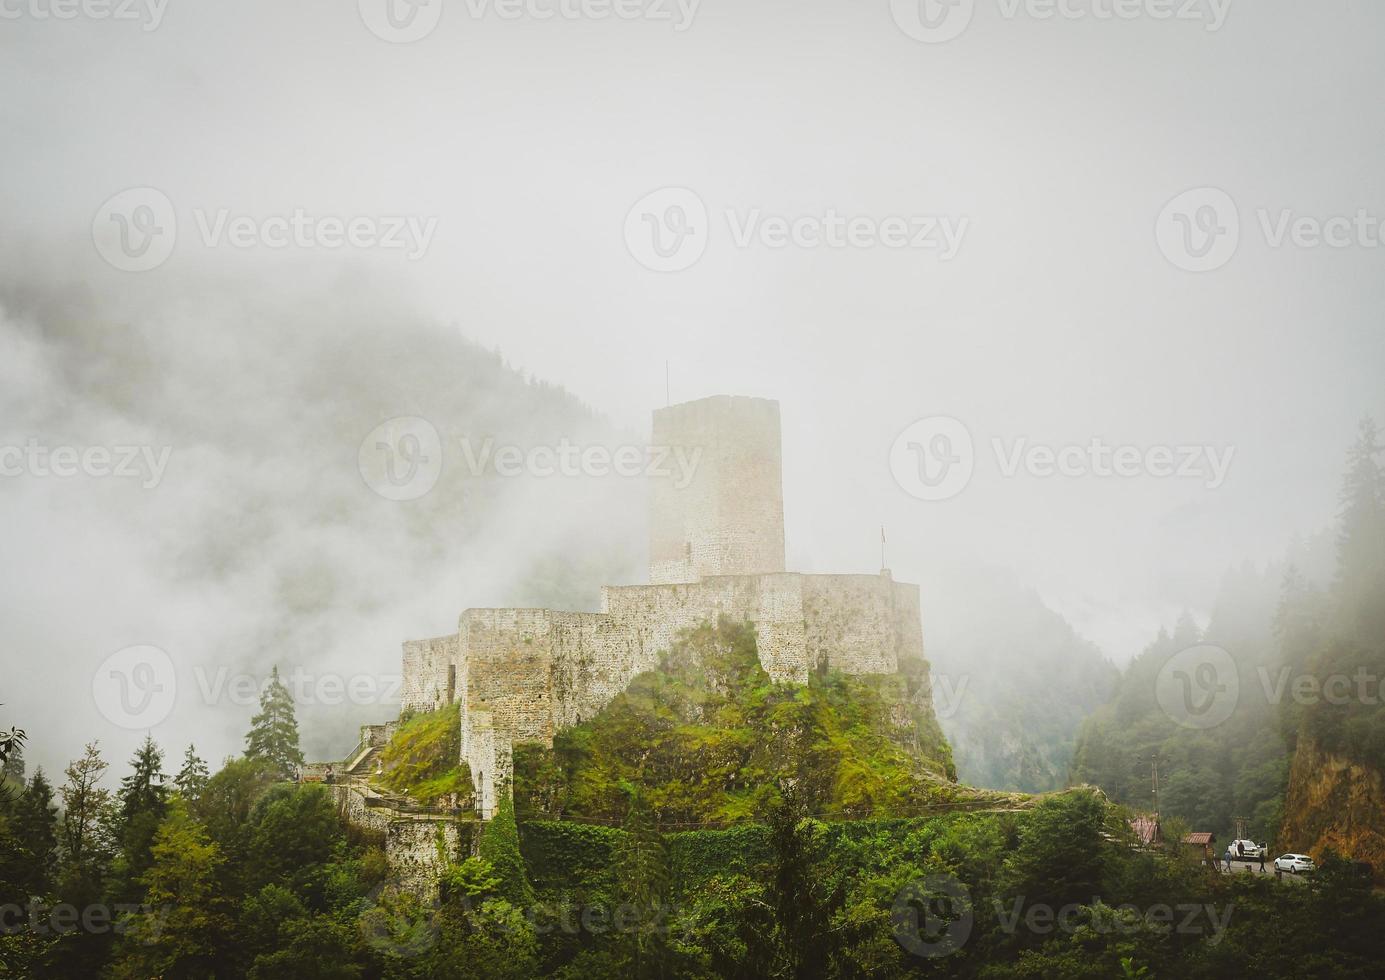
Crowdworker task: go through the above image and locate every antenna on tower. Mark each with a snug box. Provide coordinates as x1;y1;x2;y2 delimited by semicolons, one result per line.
665;361;670;407
1151;753;1160;816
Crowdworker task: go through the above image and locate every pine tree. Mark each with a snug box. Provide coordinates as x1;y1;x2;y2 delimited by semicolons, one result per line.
118;736;168;825
174;745;209;802
114;736;169;891
244;666;305;778
11;769;58;895
1334;417;1385;639
1171;610;1202;648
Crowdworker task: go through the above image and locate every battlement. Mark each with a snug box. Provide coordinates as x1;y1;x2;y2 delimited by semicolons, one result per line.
394;395;934;819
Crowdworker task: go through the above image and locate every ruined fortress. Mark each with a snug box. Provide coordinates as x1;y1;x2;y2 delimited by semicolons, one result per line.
396;395;929;817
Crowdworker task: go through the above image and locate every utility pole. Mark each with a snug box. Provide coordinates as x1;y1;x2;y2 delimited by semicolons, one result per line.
1150;754;1160;816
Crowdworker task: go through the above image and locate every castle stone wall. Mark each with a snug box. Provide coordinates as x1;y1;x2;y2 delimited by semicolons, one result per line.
400;634;459;714
650;396;786;584
386;395;935;822
416;569;924;817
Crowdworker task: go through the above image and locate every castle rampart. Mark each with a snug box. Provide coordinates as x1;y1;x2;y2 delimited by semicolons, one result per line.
392;395;934;819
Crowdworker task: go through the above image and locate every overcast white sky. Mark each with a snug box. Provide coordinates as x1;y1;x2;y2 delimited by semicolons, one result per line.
3;0;1383;778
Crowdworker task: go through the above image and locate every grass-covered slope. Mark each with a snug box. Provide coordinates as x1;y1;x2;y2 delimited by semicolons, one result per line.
374;701;473;805
514;618;960;824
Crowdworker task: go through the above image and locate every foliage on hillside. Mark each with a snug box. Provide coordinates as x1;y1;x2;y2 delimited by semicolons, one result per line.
1279;418;1385;873
926;568;1120;792
1073;417;1385;863
375;701;473;804
1071;576;1294;844
494;789;1385;979
513;618;957;825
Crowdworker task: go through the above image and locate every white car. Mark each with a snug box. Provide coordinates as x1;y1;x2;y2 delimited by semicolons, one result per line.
1231;839;1267;859
1274;853;1316;874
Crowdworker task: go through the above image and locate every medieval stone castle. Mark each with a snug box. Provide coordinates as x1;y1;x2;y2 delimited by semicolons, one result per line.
394;395;928;817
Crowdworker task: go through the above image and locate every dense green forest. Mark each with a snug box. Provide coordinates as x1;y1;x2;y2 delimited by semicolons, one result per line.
5;721;1383;978
1072;419;1385;850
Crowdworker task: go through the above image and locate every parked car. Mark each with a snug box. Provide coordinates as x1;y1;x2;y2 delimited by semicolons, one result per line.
1231;839;1267;859
1274;853;1317;874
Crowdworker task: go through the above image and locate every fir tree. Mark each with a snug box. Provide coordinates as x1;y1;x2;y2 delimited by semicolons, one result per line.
1334;417;1385;639
244;666;305;778
114;736;169;891
174;744;209;802
12;769;59;893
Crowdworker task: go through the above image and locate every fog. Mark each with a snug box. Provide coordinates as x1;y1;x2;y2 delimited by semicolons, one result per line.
2;0;1382;782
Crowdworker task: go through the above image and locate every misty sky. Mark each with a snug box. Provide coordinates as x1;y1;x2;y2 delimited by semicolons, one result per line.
3;0;1383;780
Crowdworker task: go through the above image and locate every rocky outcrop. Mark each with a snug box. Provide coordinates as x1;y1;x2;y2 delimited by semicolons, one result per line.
1280;734;1385;882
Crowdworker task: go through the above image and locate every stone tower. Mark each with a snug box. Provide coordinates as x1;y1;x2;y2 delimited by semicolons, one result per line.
649;395;786;585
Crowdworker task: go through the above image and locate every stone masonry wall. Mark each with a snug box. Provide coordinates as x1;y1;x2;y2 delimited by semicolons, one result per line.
400;634;460;714
421;570;921;816
649;396;786;584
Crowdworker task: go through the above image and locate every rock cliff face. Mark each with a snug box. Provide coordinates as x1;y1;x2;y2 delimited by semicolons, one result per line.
1280;734;1385;881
